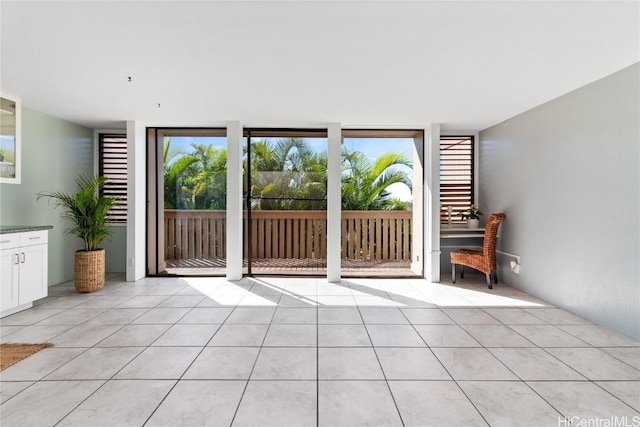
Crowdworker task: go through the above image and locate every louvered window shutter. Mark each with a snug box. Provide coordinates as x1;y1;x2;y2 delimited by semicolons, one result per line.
99;134;128;223
440;136;474;223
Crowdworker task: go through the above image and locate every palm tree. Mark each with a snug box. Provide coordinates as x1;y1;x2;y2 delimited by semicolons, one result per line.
249;139;413;210
164;137;413;211
250;138;326;210
341;148;412;210
163;139;227;209
164;138;196;209
188;143;227;209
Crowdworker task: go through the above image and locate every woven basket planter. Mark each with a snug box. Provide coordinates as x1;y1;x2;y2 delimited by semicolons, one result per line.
74;249;105;293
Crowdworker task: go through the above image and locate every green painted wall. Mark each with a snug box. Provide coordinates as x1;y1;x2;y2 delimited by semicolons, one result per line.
0;107;95;285
102;226;126;273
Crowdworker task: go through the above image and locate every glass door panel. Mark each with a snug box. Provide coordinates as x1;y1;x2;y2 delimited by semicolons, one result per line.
245;131;328;275
341;131;421;277
158;130;227;276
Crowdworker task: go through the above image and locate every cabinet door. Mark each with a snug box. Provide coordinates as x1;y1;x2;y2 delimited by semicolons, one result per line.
1;248;20;311
19;244;48;304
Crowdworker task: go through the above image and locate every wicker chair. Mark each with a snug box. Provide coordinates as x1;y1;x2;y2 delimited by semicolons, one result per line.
451;213;506;289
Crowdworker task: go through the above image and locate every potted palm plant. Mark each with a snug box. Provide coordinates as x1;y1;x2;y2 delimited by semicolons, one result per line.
461;204;483;229
37;175;116;293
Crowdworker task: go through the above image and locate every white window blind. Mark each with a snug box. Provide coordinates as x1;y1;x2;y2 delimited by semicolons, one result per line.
99;133;127;223
440;136;474;223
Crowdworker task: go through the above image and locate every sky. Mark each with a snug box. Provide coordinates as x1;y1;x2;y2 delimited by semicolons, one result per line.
165;135;415;202
0;135;14;151
343;137;414;202
0;135;15;162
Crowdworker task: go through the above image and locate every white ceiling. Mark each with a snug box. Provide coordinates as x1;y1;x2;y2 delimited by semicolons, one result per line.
1;1;638;131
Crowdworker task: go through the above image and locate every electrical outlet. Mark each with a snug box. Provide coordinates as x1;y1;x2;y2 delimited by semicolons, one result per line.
510;260;520;274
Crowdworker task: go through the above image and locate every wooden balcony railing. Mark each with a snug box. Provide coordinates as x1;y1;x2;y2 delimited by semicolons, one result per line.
164;210;412;262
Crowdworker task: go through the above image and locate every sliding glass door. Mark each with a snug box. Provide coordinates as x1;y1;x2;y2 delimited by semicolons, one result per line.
147;128;227;276
244;130;328;275
146;127;422;278
340;130;422;277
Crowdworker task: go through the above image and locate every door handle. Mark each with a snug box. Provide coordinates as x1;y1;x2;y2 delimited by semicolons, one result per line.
14;253;19;265
21;252;26;263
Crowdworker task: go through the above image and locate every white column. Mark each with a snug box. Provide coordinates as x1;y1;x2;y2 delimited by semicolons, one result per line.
226;121;243;281
411;134;424;276
424;124;441;282
126;120;146;281
327;123;342;282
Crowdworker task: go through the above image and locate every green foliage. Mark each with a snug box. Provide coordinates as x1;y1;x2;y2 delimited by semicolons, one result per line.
163;137;413;212
249;138;327;210
37;175;116;251
461;204;483;220
164;138;227;210
341;148;412;210
384;198;411;211
0;148;14;163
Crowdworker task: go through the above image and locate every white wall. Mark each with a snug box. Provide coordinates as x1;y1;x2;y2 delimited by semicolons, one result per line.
424;124;441;282
479;63;640;340
126;121;146;281
225;121;243;281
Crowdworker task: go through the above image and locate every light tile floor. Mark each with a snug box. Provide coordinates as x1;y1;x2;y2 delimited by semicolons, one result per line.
1;272;639;427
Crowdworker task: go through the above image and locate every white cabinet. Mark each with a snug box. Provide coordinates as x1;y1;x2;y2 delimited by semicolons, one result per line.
1;234;20;312
0;230;48;317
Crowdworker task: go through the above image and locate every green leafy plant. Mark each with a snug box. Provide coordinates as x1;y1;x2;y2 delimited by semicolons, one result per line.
461;204;483;220
37;175;116;251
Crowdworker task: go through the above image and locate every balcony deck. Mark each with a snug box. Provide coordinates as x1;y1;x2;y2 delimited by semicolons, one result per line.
165;258;415;277
163;209;416;277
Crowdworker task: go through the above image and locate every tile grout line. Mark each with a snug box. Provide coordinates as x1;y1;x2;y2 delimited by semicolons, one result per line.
227;280;283;427
49;282;186;426
353;284;407;427
401;303;492;427
140;290;225;427
427;332;500;426
3;275;639;426
2;287;156;417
